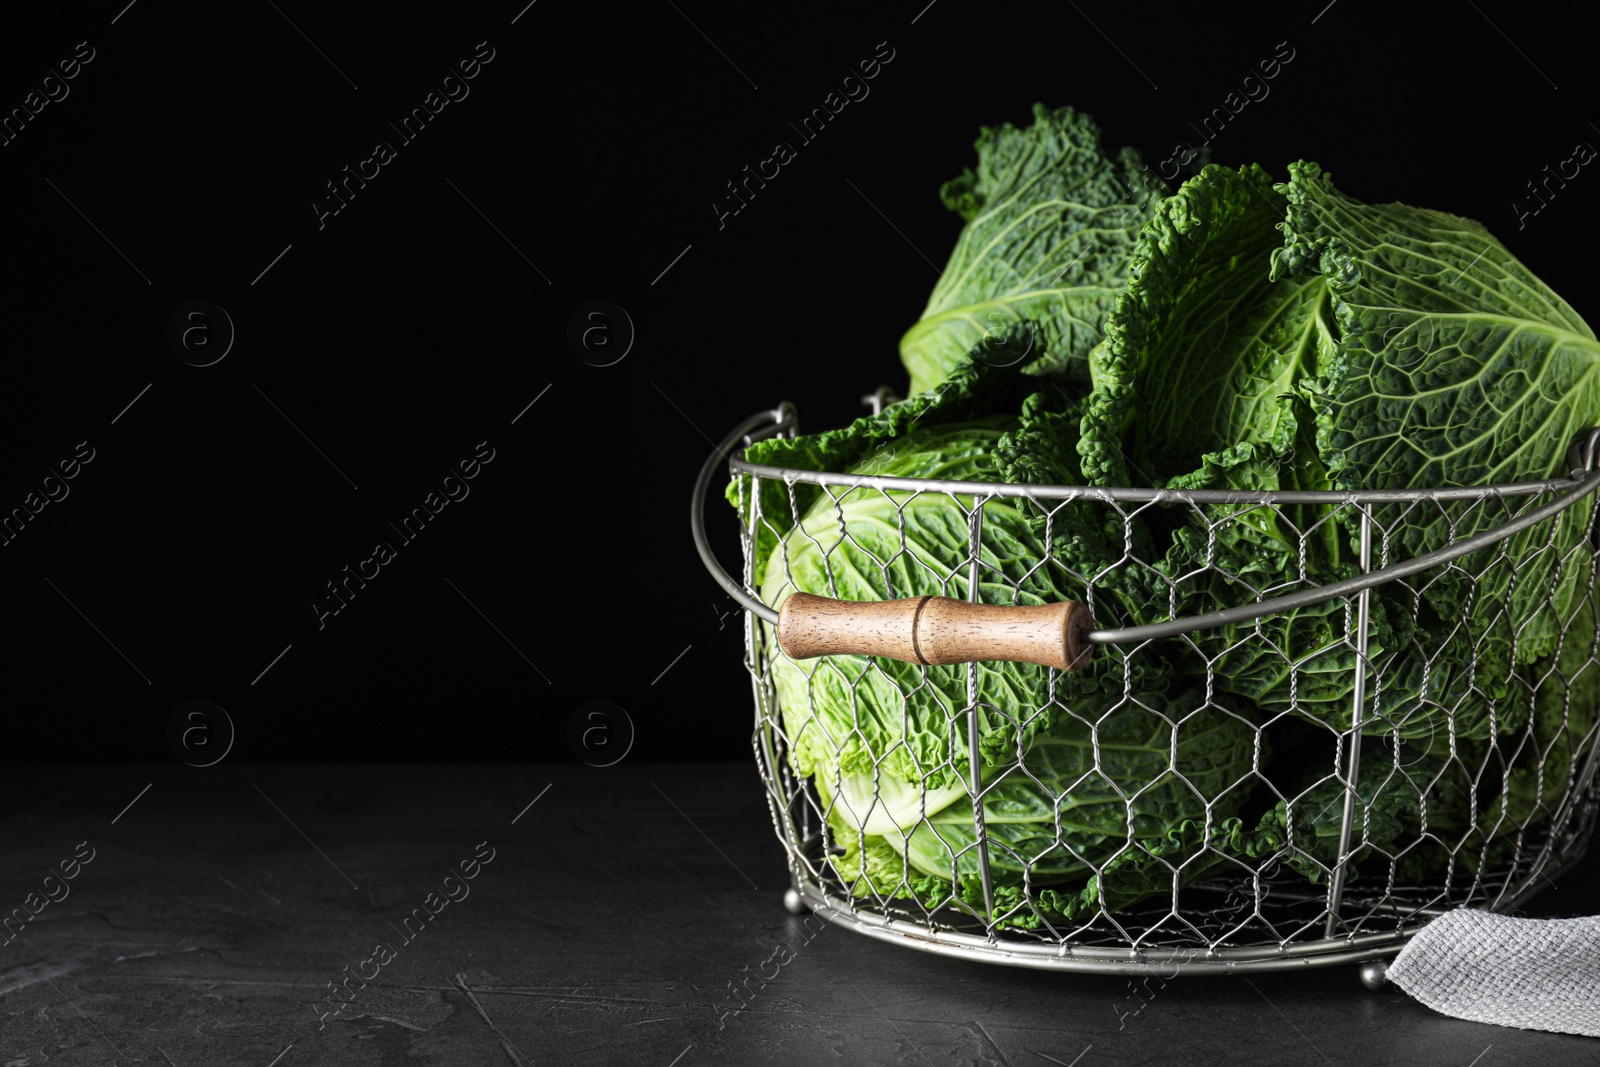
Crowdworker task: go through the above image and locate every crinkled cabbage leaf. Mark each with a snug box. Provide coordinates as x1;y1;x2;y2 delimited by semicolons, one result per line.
900;104;1167;396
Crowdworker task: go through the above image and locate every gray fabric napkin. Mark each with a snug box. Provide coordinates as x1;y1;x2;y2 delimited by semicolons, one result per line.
1385;908;1600;1037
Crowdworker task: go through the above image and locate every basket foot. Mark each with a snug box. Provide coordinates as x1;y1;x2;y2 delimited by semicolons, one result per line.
783;887;808;915
1359;960;1389;991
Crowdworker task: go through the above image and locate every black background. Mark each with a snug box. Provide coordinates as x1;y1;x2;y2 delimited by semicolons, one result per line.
1;0;1597;764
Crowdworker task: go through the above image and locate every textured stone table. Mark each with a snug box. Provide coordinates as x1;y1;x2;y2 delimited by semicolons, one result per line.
1;763;1596;1066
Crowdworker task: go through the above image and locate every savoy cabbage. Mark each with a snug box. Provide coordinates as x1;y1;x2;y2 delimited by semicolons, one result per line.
728;109;1600;925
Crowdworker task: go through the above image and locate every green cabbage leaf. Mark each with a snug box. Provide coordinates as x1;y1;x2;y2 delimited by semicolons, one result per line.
900;104;1167;396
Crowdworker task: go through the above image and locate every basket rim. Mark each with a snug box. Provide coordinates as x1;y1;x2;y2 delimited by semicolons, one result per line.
703;406;1600;645
727;404;1600;504
730;446;1594;506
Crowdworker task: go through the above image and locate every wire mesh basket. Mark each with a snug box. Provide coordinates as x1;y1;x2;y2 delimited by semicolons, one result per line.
693;401;1600;975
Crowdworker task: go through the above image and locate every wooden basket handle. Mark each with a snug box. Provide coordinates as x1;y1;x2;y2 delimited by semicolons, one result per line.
776;593;1094;672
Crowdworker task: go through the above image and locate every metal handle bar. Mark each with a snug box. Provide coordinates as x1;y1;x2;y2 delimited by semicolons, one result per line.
695;406;1600;647
692;404;796;618
1094;468;1600;645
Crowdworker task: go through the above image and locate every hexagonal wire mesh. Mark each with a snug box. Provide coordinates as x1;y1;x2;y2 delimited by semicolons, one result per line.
694;406;1600;973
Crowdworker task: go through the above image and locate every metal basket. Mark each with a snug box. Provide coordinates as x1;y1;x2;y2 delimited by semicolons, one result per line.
692;400;1600;976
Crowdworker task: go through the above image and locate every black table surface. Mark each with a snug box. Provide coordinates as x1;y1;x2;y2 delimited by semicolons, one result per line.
2;762;1596;1066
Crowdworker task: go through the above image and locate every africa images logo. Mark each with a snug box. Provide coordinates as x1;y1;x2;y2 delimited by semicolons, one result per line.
310;841;496;1030
710;41;896;230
